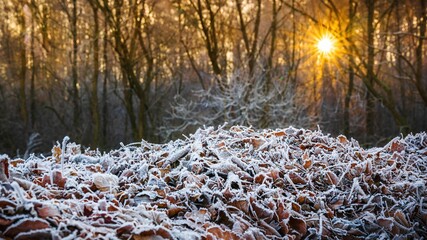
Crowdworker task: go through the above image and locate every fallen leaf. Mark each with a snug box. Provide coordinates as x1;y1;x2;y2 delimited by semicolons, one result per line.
289;172;306;184
325;171;339;185
3;218;50;238
289;216;307;237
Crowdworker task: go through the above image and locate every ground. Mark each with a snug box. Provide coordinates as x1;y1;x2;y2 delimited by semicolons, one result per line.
0;125;426;239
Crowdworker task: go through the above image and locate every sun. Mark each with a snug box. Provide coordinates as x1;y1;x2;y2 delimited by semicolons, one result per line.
317;35;335;55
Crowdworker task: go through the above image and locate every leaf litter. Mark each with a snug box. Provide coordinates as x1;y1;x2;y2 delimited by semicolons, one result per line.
0;125;427;239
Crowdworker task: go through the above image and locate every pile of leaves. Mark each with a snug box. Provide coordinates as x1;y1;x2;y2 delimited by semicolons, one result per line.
1;125;426;239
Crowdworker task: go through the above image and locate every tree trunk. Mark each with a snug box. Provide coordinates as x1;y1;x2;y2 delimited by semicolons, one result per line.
71;0;80;132
344;0;355;136
235;0;261;77
395;1;406;113
266;0;277;86
18;6;28;136
30;7;36;130
415;0;427;106
102;18;108;147
260;0;278;128
194;0;225;90
290;0;297;89
122;69;138;141
365;0;375;138
90;4;100;147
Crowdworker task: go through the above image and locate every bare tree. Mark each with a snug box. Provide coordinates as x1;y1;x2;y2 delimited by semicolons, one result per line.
162;69;314;139
187;0;227;90
88;0;100;146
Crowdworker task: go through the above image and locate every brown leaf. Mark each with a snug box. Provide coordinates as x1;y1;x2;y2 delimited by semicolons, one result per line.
394;210;410;228
167;205;186;217
35;203;61;219
236;171;253;182
133;226;172;240
289;172;306;184
116;223;134;238
185;209;210;224
272;131;286;137
326;209;334;218
10;158;24;167
389;141;405;152
230;199;250;214
276;201;290;221
278;220;289;235
419;211;427;225
14;229;53;240
254;173;268;184
299;144;312;150
252;201;274;221
328;197;344;210
269;169;281;181
0;198;16;209
0;156;9;182
0;215;14;229
259;219;281;237
51;146;61;163
207;226;240;240
364;161;372;175
325;171;339;185
302;151;312;169
315;143;334;151
231;219;249;235
40;175;51;187
289;216;307;237
83;204;93;217
337;135;348;144
217;141;226;148
296;194;306;204
243;138;265;149
3;218;50;238
52;170;67;188
347;228;366;236
303;159;312;169
377;217;393;231
291;202;301;212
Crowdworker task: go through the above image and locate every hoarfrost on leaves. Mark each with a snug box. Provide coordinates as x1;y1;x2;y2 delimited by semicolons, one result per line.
0;126;426;239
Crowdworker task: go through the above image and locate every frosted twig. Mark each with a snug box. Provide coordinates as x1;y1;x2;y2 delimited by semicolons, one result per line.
161;146;190;168
61;136;70;172
318;213;323;239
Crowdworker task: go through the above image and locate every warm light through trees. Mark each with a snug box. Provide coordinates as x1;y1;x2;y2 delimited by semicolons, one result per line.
0;0;426;155
317;34;334;55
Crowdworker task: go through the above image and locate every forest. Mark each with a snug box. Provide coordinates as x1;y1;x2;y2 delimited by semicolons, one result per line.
0;0;426;156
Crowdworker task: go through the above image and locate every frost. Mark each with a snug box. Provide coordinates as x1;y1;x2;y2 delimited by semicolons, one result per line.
1;126;426;239
92;173;119;192
71;154;99;164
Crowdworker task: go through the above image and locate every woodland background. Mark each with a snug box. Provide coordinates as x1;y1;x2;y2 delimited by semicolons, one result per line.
0;0;426;156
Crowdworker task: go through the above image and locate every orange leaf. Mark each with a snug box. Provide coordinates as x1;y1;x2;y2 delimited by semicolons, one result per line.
289;172;306;184
273;131;286;137
389;141;404;152
337;135;348;144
